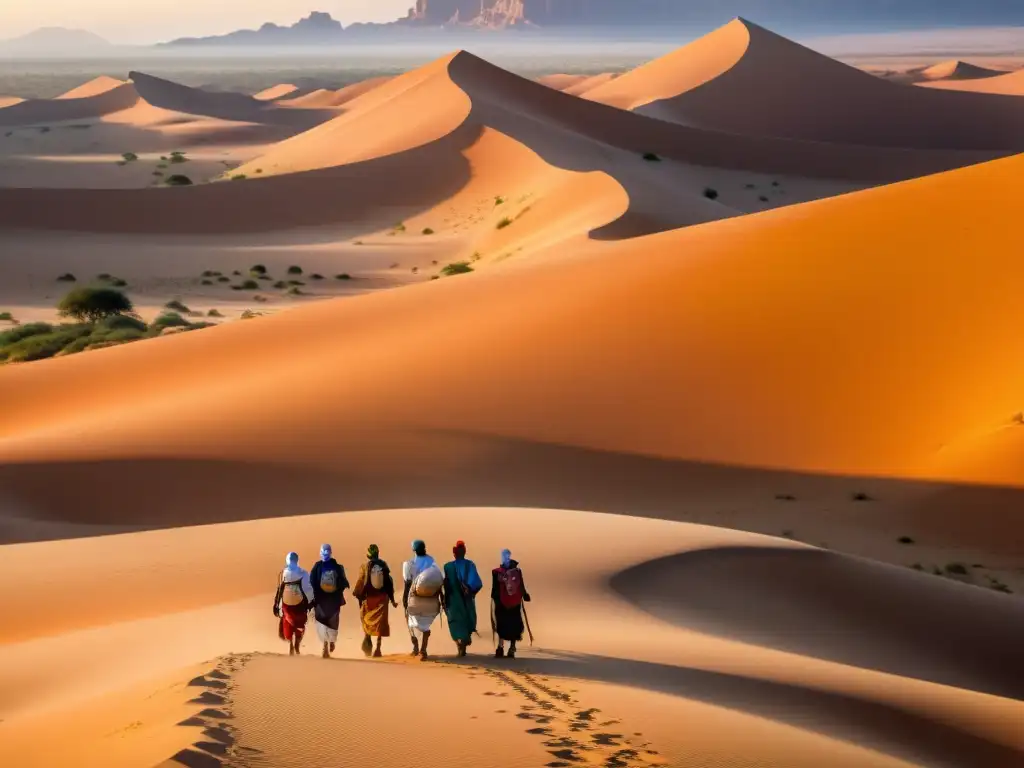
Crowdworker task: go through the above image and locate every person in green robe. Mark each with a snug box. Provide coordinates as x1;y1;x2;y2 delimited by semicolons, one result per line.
442;540;483;657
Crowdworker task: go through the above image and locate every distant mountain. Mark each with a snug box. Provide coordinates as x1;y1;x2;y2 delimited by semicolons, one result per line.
0;27;112;55
403;0;1024;29
162;11;345;47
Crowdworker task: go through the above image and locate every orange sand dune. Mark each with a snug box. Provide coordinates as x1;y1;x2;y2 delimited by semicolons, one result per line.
56;75;128;99
919;60;1004;81
4;153;1024;558
128;71;337;128
584;18;1024;151
534;73;587;90
0;97;24;108
0;81;140;127
562;72;619;96
253;83;301;100
920;66;1024;95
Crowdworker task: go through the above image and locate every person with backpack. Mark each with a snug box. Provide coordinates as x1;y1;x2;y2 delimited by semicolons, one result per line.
402;539;443;660
491;548;531;659
442;540;483;657
273;551;315;656
351;543;398;657
309;543;349;659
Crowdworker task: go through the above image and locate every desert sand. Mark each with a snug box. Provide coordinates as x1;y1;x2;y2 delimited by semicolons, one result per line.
1;16;1023;768
919;66;1024;95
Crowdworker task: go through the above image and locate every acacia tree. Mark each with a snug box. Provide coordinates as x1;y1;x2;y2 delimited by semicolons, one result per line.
57;287;133;323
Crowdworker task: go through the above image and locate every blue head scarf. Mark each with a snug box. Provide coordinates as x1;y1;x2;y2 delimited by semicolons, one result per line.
320;543;332;562
412;539;426;557
501;549;512;568
286;551;299;567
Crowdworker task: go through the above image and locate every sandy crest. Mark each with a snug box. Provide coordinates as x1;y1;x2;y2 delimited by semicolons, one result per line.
583;18;1024;151
918;60;1004;81
919;67;1024;95
0;509;1020;767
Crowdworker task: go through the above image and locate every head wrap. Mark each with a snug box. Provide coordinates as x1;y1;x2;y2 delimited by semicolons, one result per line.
286;551;299;566
412;539;426;556
367;544;379;559
320;543;332;562
453;540;466;558
500;549;512;568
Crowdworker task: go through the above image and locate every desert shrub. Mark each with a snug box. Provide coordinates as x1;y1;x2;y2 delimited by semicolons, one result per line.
170;151;187;164
58;287;133;322
56;273;76;282
160;155;168;161
851;492;873;502
0;322;53;346
421;228;434;235
111;278;128;287
642;152;661;162
394;222;406;232
157;163;168;169
411;266;419;274
774;494;795;501
152;171;164;177
471;252;482;262
96;314;147;333
287;280;304;287
898;536;915;545
287;286;303;296
239;279;259;290
287;265;303;275
165;174;193;186
744;183;756;189
335;274;351;280
122;152;138;162
201;279;213;285
771;180;780;187
440;261;473;277
273;280;287;289
96;273;111;280
0;324;91;363
255;169;263;174
217;276;230;283
165;300;190;313
0;312;13;322
240;309;262;319
94;327;146;344
253;295;268;303
495;196;505;205
150;312;189;330
496;217;512;230
945;563;969;576
201;270;219;277
310;273;324;280
703;187;719;200
430;275;439;280
758;195;769;202
250;264;268;275
232;270;242;276
231;174;246;181
207;309;223;317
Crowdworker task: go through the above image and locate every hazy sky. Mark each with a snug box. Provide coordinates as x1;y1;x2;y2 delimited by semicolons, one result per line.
0;2;414;44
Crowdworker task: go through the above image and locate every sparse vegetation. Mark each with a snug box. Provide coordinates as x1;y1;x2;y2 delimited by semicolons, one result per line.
255;169;263;174
771;180;780;187
471;252;482;262
703;187;719;200
240;309;263;320
744;183;756;189
56;273;76;283
496;217;513;230
335;274;352;280
287;265;303;275
774;494;796;501
151;311;190;330
169;151;188;164
217;276;230;283
898;536;915;545
758;195;769;203
440;261;473;277
310;273;324;280
165;174;193;186
642;152;661;162
201;280;213;285
394;222;406;232
236;279;260;291
231;174;247;181
287;280;304;287
152;171;164;177
287;286;303;296
201;270;221;278
910;563;924;571
122;152;138;162
945;563;969;576
851;492;873;502
164;300;190;313
207;309;224;317
0;312;15;323
253;295;268;303
422;228;435;235
495;196;505;205
57;287;133;323
273;280;287;289
232;270;242;276
250;264;268;276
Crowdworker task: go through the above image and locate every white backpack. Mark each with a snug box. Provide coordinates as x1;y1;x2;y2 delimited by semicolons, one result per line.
369;562;385;590
412;563;443;598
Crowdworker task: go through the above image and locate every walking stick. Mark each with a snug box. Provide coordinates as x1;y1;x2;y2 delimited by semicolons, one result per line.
490;600;496;646
521;602;534;646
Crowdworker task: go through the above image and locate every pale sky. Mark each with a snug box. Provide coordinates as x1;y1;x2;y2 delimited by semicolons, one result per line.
0;2;415;44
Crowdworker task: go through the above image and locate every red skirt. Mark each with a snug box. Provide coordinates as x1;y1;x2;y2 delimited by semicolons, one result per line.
281;604;308;640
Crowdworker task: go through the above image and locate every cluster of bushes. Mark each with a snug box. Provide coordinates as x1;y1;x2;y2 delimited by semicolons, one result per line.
0;287;214;365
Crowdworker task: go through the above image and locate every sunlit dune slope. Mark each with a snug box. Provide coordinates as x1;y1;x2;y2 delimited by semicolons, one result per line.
584;18;1024;151
253;83;301;100
0;81;140;126
3;154;1024;554
919;60;1003;82
56;76;128;99
920;67;1024;95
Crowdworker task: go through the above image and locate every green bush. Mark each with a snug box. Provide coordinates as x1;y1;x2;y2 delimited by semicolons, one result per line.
96;314;147;333
201;279;213;285
56;273;76;282
165;174;193;186
287;286;303;296
150;312;190;330
0;312;13;322
165;300;190;313
239;279;259;290
494;196;505;205
250;264;268;275
440;261;473;277
170;152;188;164
287;265;303;275
122;152;138;162
231;174;247;181
207;309;224;317
310;273;324;280
201;270;221;277
642;152;661;162
496;217;512;230
217;276;230;283
0;322;53;346
93;327;146;343
0;325;91;363
422;228;434;235
58;287;133;322
273;280;287;289
287;280;304;287
335;274;351;280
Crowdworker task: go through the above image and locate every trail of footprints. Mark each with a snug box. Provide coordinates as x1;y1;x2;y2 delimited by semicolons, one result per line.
479;667;667;768
163;653;255;768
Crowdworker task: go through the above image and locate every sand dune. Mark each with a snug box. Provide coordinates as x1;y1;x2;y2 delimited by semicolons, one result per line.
0;81;140;127
920;66;1024;95
56;76;128;99
919;60;1003;81
534;72;619;96
584;18;1024;151
253;83;301;101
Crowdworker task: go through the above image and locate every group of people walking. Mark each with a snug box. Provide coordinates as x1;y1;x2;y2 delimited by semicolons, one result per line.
273;540;532;660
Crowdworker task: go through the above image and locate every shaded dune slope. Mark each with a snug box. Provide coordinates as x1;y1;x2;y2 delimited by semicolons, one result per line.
3;154;1024;556
584;18;1024;151
612;546;1024;701
0;51;1002;236
920;60;1003;81
0;81;141;126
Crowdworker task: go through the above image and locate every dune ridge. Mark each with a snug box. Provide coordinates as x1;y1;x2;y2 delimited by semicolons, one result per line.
584;18;1024;150
919;60;1003;81
920;66;1024;95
